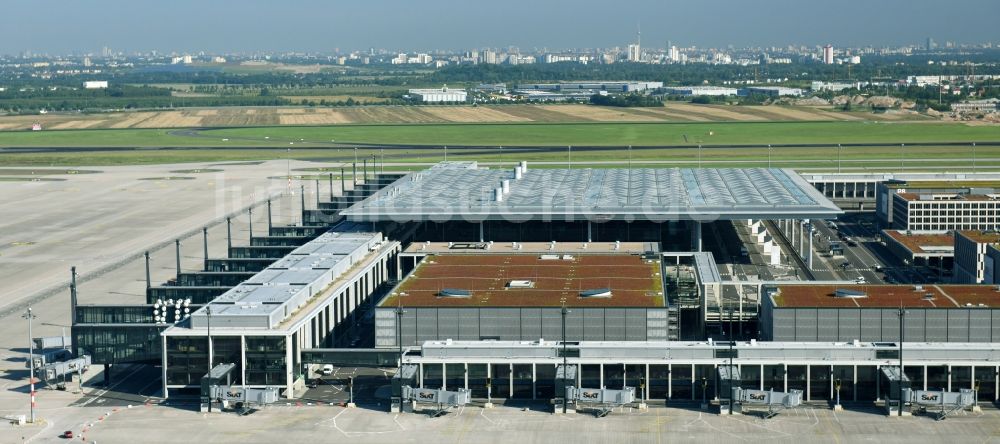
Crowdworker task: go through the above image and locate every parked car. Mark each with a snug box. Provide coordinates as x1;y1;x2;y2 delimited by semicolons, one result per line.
320;364;334;376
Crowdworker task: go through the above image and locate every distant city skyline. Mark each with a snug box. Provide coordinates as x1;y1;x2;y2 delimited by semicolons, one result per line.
2;0;999;55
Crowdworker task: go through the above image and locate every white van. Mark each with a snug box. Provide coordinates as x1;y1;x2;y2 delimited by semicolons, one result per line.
320;364;334;376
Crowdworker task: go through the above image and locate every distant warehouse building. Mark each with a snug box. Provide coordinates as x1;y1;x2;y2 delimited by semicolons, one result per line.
83;80;109;89
663;86;738;96
739;86;804;97
515;81;663;93
761;284;1000;342
409;85;467;103
951;99;999;114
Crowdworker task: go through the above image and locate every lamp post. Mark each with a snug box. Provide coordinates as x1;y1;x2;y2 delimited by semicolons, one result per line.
767;144;772;169
897;306;905;417
206;305;213;413
23;308;36;423
900;143;905;172
972;142;977;171
567;145;572;170
834;378;842;409
728;307;734;415
837;144;842;173
561;305;569;413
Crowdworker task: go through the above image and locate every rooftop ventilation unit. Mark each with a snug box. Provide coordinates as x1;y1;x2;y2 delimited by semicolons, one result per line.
834;288;867;299
580;288;612;298
438;288;472;298
914;285;925;292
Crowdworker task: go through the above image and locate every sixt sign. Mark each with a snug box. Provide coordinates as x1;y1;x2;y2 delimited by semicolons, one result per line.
749;392;767;401
414;389;439;403
920;393;939;402
581;391;600;399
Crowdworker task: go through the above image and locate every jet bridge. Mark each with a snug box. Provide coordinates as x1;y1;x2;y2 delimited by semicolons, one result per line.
400;386;472;417
910;389;976;420
730;387;803;418
39;355;90;390
718;365;801;417
565;386;636;417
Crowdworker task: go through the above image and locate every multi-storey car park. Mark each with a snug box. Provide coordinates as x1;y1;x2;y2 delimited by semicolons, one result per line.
66;160;1000;411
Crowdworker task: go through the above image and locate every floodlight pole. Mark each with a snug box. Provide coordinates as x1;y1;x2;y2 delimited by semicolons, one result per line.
698;145;703;168
567;146;572;170
900;144;905;172
728;307;734;415
328;173;333;201
444;146;448;162
202;227;208;271
837;144;842;173
561;305;569;414
395;303;404;382
174;239;181;282
207;305;212;413
972;142;977;171
315;179;320;206
767;145;772;169
24;307;36;423
267;199;273;233
144;252;151;289
352;162;357;187
340;168;345;194
248;207;253;242
300;185;306;224
226;217;232;250
898;306;904;417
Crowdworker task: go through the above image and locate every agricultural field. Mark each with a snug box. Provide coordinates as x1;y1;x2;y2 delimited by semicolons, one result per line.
0;102;934;133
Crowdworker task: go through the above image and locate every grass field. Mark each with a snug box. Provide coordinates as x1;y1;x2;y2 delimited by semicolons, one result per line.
1;121;994;149
204;121;996;146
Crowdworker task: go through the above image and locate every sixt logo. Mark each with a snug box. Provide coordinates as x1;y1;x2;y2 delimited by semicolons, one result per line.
418;392;435;400
749;393;767;401
921;394;939;401
581;391;600;399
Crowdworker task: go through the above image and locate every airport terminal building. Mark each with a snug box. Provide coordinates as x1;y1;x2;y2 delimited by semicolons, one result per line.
67;161;1000;407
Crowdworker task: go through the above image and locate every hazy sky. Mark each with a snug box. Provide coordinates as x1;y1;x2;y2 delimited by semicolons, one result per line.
3;0;998;55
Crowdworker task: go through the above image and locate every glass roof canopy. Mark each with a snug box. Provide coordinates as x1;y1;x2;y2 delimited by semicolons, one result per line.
343;162;842;222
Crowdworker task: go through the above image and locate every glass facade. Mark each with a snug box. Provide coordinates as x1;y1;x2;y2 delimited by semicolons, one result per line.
787;365;807;393
423;363;443;389
445;364;465;392
975;366;996;402
166;337;209;386
245;336;285;386
73;325;163;365
832;365;854;402
671;364;692;400
809;365;831;400
490;364;510;399
649;365;669;400
926;365;948;391
468;364;488;398
512;364;533;398
603;364;625;390
856;366;877;401
76;306;156;324
535;364;556;399
212;337;242;385
581;364;601;389
764;365;784;392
